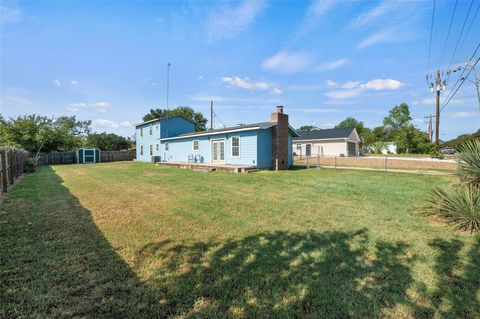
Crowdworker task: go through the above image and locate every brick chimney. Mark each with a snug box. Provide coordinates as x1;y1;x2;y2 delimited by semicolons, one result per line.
271;106;289;170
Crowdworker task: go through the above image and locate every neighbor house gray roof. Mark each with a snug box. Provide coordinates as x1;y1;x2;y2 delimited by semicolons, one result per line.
293;127;355;140
160;122;300;141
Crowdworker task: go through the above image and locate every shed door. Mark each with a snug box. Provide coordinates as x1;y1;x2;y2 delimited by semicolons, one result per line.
84;149;95;163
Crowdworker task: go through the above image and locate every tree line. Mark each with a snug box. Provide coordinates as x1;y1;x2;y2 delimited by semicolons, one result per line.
0;115;132;153
0;106;207;153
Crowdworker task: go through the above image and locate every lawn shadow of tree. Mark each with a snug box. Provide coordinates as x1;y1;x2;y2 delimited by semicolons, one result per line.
4;166;478;319
136;229;429;318
414;237;480;319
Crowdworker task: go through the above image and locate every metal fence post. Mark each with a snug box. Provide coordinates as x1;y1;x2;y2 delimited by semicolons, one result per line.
384;156;387;175
334;156;337;170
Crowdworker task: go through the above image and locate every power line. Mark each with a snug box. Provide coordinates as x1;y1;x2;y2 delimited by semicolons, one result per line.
427;0;436;74
441;42;480;110
457;3;480;60
440;0;458;66
441;56;480;112
447;0;474;71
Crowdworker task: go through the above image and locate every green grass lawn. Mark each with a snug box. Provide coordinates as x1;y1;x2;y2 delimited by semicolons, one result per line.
1;162;478;318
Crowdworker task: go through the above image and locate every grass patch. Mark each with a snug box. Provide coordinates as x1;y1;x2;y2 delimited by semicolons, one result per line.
1;162;479;318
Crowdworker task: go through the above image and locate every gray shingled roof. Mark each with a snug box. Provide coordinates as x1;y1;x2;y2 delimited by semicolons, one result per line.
293;127;355;140
160;122;300;141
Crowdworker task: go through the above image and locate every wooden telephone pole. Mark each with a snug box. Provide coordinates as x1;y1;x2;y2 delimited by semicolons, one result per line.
427;70;447;150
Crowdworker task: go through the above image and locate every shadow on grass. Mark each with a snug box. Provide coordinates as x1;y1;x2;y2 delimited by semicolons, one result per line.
414;238;480;319
1;166;477;318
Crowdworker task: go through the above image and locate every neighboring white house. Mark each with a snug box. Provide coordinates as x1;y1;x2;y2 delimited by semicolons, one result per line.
366;142;397;154
292;127;361;157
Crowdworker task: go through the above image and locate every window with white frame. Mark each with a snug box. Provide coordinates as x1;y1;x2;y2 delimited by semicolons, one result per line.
156;144;159;151
296;144;301;150
140;145;143;155
165;143;169;151
192;140;199;151
149;145;153;156
231;136;240;157
156;125;159;131
149;125;153;135
140;128;143;137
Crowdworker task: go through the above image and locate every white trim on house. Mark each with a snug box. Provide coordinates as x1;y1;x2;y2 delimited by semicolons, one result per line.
231;136;240;158
210;138;226;164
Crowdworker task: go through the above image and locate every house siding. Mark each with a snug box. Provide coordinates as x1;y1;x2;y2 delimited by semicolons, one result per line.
257;128;272;168
135;116;195;162
161;130;258;166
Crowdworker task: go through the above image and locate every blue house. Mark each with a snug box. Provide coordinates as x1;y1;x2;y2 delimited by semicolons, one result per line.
135;106;299;170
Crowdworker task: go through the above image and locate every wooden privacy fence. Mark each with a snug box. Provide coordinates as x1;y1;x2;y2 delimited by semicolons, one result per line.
0;147;30;193
37;150;136;165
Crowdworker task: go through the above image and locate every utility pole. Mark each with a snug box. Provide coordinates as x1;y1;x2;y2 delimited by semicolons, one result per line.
463;60;480;109
424;115;435;143
427;70;447;150
210;101;214;130
166;63;171;109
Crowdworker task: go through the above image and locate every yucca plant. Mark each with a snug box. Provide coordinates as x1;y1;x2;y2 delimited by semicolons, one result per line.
425;185;480;233
425;138;480;233
457;138;480;188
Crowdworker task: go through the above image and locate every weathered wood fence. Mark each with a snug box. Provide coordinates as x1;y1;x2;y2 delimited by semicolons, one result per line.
37;150;135;165
0;147;30;193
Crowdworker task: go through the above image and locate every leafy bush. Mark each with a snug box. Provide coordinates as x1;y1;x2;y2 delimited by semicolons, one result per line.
425;139;480;233
457;139;480;188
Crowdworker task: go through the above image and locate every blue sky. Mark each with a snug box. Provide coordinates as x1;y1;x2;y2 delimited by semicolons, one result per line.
1;0;479;139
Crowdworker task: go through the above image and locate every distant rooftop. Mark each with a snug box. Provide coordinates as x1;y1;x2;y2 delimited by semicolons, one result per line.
293;127;355;140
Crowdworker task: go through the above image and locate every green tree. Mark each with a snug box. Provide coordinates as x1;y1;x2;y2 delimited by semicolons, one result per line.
297;125;317;132
0;114;91;153
383;103;411;129
395;125;434;154
86;133;131;151
335;117;366;135
142;106;207;131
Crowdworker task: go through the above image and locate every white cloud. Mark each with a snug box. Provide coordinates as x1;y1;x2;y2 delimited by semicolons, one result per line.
451;112;478;118
271;88;283;95
53;79;62;87
206;0;266;41
68;102;110;113
294;0;338;38
222;76;269;90
325;79;403;99
197;75;203;80
0;6;22;25
357;28;398;49
324;79;338;88
261;51;313;74
315;58;348;71
349;1;399;28
340;81;361;89
221;76;282;95
69;80;78;85
92;119;120;128
120;121;132;127
361;79;403;90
